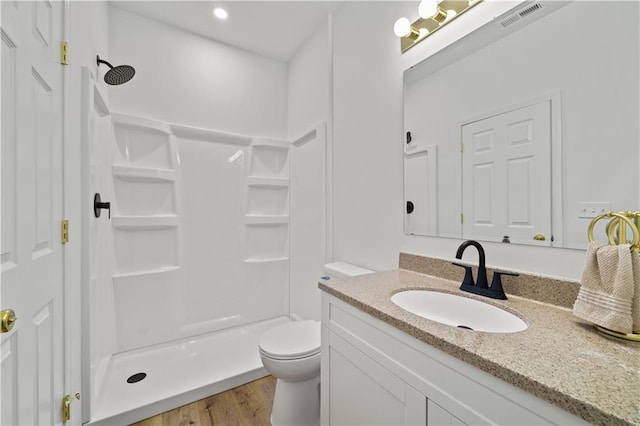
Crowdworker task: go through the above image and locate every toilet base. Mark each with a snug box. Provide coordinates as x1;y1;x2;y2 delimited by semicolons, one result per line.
271;375;320;426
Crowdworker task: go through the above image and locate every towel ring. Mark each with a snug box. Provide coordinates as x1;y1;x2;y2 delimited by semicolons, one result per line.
587;212;640;249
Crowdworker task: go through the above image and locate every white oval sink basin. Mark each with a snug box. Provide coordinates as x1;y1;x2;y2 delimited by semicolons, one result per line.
391;290;527;333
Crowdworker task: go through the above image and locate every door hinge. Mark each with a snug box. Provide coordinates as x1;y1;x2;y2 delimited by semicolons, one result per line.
60;41;68;65
61;220;69;244
460;213;464;224
62;393;80;422
460;141;464;152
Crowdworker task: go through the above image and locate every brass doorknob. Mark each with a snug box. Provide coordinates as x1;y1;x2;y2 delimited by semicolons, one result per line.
533;234;546;241
1;309;17;333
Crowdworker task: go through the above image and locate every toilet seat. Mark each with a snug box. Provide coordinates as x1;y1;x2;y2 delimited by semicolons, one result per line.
259;320;320;360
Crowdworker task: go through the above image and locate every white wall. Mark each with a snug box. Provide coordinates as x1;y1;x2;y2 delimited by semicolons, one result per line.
287;21;330;140
330;1;606;280
332;2;405;272
287;21;331;320
108;6;288;139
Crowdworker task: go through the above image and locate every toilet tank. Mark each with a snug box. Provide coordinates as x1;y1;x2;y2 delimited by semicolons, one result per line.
322;262;374;280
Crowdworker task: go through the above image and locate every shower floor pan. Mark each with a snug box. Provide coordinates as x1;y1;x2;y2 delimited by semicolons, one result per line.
87;316;291;425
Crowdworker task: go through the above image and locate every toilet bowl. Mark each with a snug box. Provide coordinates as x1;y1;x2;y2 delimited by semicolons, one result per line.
259;320;321;426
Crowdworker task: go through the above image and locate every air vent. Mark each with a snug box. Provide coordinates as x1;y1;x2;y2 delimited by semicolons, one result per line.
519;2;543;18
498;2;544;29
499;14;521;28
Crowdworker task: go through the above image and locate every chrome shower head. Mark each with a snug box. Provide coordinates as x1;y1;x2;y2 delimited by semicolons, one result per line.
97;55;135;86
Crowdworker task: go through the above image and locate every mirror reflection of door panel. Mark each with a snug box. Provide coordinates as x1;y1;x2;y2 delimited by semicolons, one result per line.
462;100;551;246
404;145;437;236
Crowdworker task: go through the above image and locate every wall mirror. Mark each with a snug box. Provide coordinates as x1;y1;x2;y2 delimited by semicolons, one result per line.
403;0;639;249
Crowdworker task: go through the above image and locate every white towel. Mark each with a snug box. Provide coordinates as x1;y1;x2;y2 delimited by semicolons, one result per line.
573;241;637;334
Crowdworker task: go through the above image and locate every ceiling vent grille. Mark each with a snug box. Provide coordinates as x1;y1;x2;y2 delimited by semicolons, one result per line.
498;2;544;29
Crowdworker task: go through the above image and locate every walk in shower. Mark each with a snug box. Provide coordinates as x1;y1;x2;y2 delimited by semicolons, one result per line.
81;67;326;424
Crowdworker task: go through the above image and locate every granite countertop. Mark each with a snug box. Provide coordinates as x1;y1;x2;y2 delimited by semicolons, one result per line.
319;268;640;426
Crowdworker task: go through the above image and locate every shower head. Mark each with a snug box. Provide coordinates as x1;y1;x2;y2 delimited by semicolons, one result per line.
96;55;135;86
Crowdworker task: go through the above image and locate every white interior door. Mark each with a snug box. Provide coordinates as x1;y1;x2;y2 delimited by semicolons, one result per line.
404;145;438;236
462;100;551;246
1;1;66;424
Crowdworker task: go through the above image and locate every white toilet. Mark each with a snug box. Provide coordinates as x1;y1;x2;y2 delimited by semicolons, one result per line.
258;262;373;426
259;320;321;426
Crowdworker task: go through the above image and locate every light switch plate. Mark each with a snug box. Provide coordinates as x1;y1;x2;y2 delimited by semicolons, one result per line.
578;202;610;218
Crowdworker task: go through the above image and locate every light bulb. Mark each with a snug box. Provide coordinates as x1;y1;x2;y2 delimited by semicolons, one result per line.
418;0;437;19
418;28;429;38
213;7;228;20
393;17;412;37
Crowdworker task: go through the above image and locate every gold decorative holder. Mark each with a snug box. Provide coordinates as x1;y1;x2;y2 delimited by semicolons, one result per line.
595;325;640;342
587;211;640;342
400;0;483;53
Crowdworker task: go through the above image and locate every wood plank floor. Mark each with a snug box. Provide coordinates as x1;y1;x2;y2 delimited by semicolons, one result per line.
131;376;276;426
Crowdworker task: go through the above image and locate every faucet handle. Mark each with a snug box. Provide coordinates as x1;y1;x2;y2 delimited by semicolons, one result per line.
489;271;519;300
452;262;475;289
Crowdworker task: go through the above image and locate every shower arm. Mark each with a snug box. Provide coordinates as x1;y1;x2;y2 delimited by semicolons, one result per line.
96;56;115;70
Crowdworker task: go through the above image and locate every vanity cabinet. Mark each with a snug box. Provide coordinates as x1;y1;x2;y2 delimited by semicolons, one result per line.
326;328;427;425
321;293;586;426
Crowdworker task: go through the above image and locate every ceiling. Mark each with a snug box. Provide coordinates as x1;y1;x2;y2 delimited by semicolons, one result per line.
110;1;343;62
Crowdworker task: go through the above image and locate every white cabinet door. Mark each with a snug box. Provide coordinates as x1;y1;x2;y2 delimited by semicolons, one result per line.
326;330;426;425
427;400;466;426
1;1;66;424
462;100;551;245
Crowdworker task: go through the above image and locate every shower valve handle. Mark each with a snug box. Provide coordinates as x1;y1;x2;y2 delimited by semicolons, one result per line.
94;193;111;219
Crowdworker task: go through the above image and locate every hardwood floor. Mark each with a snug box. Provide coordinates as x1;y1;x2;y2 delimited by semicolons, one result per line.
131;376;276;426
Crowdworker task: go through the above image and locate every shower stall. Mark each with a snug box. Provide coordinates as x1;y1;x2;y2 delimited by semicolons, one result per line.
80;66;327;424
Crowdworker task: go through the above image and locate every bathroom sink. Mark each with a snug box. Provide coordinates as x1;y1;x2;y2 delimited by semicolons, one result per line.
391;290;527;333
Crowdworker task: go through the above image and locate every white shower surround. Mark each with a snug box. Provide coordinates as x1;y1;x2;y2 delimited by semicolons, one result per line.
82;68;327;423
108;113;291;353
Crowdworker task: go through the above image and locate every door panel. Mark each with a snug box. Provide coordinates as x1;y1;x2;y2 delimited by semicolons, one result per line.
463;116;506;237
462;100;551;245
1;1;65;424
1;336;18;425
1;29;18;269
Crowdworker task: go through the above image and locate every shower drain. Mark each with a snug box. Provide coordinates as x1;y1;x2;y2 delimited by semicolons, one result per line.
126;372;147;384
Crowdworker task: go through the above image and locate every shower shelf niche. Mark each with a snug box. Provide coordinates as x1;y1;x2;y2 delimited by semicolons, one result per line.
243;257;289;264
246;176;289;188
244;214;289;225
244;138;290;264
112;118;173;170
112;265;180;280
112;215;179;230
249;139;289;179
110;113;182;281
112;165;176;182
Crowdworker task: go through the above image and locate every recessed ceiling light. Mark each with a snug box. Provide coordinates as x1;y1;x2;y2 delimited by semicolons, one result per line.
213;7;228;20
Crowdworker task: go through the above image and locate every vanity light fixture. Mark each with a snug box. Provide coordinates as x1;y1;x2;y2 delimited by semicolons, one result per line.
394;0;483;53
393;17;429;40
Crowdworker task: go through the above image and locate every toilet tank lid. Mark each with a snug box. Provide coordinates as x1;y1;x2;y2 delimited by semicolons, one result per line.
323;262;374;279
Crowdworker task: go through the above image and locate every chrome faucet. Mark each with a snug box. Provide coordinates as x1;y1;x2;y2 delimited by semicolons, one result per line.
452;240;518;300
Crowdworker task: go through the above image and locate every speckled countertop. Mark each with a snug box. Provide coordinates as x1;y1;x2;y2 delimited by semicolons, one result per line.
319;260;640;426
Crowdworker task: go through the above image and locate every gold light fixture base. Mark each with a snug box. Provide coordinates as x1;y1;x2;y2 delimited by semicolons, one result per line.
400;0;482;53
595;325;640;342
